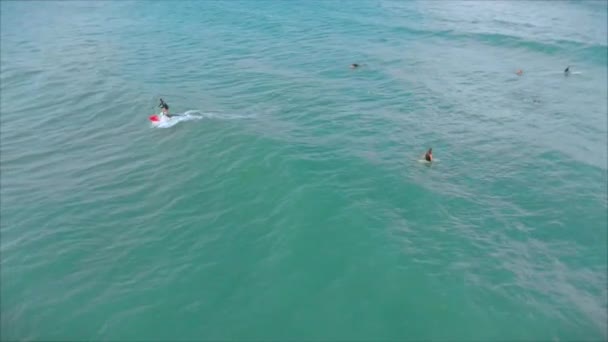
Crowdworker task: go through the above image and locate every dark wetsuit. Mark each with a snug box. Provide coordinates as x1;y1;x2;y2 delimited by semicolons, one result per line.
424;149;433;162
159;99;173;118
163;105;173;118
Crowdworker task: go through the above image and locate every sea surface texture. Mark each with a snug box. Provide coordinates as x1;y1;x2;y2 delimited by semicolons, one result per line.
1;1;607;340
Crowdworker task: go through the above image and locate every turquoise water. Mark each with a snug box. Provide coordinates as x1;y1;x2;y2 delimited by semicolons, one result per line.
1;0;607;340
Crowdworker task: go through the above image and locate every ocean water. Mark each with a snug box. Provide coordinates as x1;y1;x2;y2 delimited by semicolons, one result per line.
1;0;607;340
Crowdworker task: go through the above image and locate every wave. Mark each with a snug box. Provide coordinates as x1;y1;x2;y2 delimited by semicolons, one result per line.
385;24;607;66
462;32;607;64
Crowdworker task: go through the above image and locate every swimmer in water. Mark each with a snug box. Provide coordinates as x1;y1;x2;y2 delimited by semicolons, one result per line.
564;66;571;76
351;63;360;69
516;69;523;76
424;148;433;162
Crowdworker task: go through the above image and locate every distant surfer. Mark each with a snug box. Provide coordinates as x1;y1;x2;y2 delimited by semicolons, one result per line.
516;69;523;76
351;63;360;69
564;66;571;76
424;148;433;162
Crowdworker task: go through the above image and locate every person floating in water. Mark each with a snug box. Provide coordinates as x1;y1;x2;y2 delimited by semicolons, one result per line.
351;63;360;69
516;69;523;76
564;66;571;76
424;148;433;162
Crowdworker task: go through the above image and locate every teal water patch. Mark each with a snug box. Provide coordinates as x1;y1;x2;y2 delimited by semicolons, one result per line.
1;1;606;340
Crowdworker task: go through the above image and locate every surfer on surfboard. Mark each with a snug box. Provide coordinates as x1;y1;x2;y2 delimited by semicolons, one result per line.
149;98;175;123
159;98;173;118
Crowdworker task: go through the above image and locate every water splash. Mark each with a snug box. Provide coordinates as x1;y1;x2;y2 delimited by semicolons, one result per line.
150;110;256;128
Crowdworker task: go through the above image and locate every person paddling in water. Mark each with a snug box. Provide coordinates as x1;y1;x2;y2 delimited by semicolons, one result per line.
424;148;433;162
564;66;571;76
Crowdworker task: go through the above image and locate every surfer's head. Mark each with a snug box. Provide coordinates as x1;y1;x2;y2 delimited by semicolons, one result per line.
427;148;432;154
351;63;359;69
564;66;570;73
516;69;523;76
